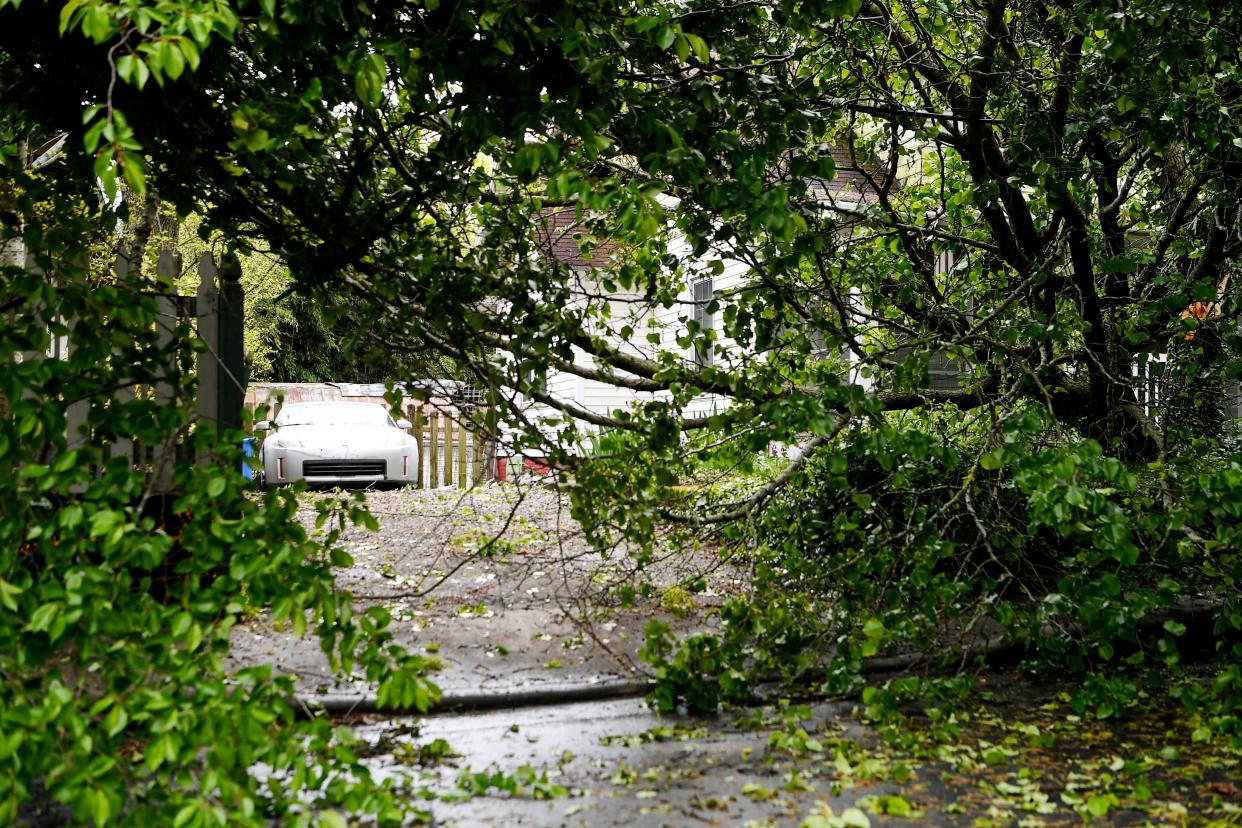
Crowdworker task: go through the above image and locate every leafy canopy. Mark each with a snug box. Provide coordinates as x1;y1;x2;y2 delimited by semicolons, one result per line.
4;0;1242;819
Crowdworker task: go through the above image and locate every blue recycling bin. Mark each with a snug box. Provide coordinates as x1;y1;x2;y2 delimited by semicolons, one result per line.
241;437;257;481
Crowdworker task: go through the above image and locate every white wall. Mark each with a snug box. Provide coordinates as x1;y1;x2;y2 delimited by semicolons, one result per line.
528;199;881;442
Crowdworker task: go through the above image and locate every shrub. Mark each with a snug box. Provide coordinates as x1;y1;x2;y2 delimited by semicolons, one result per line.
644;409;1242;718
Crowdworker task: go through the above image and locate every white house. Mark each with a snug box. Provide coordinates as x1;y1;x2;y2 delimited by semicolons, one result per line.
517;143;887;444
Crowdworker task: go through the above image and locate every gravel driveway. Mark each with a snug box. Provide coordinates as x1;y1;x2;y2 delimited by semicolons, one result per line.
227;481;747;699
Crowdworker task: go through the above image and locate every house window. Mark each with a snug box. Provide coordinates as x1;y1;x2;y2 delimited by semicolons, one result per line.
927;247;963;391
692;278;714;367
1134;353;1166;416
522;366;547;397
935;248;955;279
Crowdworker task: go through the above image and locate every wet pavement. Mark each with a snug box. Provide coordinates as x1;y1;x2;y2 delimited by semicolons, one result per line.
350;676;1242;827
358;696;871;827
227;483;745;700
227;484;1242;826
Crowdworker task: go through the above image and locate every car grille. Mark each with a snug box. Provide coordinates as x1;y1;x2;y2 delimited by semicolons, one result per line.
302;459;386;477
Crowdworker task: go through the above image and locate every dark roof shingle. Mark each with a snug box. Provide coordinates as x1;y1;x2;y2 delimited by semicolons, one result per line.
535;208;617;269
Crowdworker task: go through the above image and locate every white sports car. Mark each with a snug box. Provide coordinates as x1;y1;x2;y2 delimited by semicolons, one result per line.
255;402;420;487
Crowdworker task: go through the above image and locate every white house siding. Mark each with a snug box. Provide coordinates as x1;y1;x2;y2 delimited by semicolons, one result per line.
652;247;749;420
530;232;753;428
527;145;884;440
543;364;580;403
533;240;858;432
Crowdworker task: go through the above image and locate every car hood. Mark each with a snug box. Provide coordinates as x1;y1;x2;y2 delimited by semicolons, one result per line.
267;425;417;449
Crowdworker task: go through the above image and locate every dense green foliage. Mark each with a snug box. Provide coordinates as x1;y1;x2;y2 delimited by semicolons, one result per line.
1;125;438;824
169;214;460;383
646;414;1242;721
4;0;1242;819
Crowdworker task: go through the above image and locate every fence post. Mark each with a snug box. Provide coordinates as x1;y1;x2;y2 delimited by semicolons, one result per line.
194;249;246;472
472;427;485;486
217;253;245;433
457;419;468;488
150;249;182;491
108;250;141;467
444;430;454;487
62;252;90;456
442;413;453;488
442;412;452;489
409;405;425;487
482;404;499;483
195;252;220;442
428;412;439;488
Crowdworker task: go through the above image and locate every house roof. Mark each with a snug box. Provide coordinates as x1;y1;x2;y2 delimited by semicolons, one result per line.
536;142;887;270
535;208;618;270
791;142;889;205
243;380;482;412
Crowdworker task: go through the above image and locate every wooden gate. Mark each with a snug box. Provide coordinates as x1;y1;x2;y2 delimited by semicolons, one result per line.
243;386;496;489
403;406;488;489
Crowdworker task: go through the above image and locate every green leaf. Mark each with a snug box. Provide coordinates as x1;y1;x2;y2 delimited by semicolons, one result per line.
83;118;107;153
187;14;211;45
88;788;112;827
185;622;202;652
241;128;270;152
95;154;118;202
630;15;661;33
145;733;175;771
59;0;87;35
171;611;192;638
119;151;147;195
81;5;112;43
27;602;60;633
173;803;198;828
684;33;709;63
841;807;871;827
179;39;201;72
104;705;129;738
356;52;387;108
163;39;186;80
116;54;151;90
823;0;864;18
674;34;690;64
319;811;348;828
1086;793;1117;817
0;578;22;612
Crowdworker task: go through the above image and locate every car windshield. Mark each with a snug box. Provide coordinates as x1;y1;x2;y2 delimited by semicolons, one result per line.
276;404;394;428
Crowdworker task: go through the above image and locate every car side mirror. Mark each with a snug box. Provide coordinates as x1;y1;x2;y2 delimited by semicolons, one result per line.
396;418;412;430
255;420;272;432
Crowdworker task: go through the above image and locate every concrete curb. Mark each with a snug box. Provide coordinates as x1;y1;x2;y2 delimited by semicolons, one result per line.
295;598;1227;719
295;678;656;717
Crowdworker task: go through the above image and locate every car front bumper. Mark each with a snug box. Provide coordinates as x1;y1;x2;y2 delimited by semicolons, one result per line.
261;445;419;486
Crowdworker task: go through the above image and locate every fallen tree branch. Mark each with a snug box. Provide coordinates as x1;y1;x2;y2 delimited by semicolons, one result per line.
293;598;1232;719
